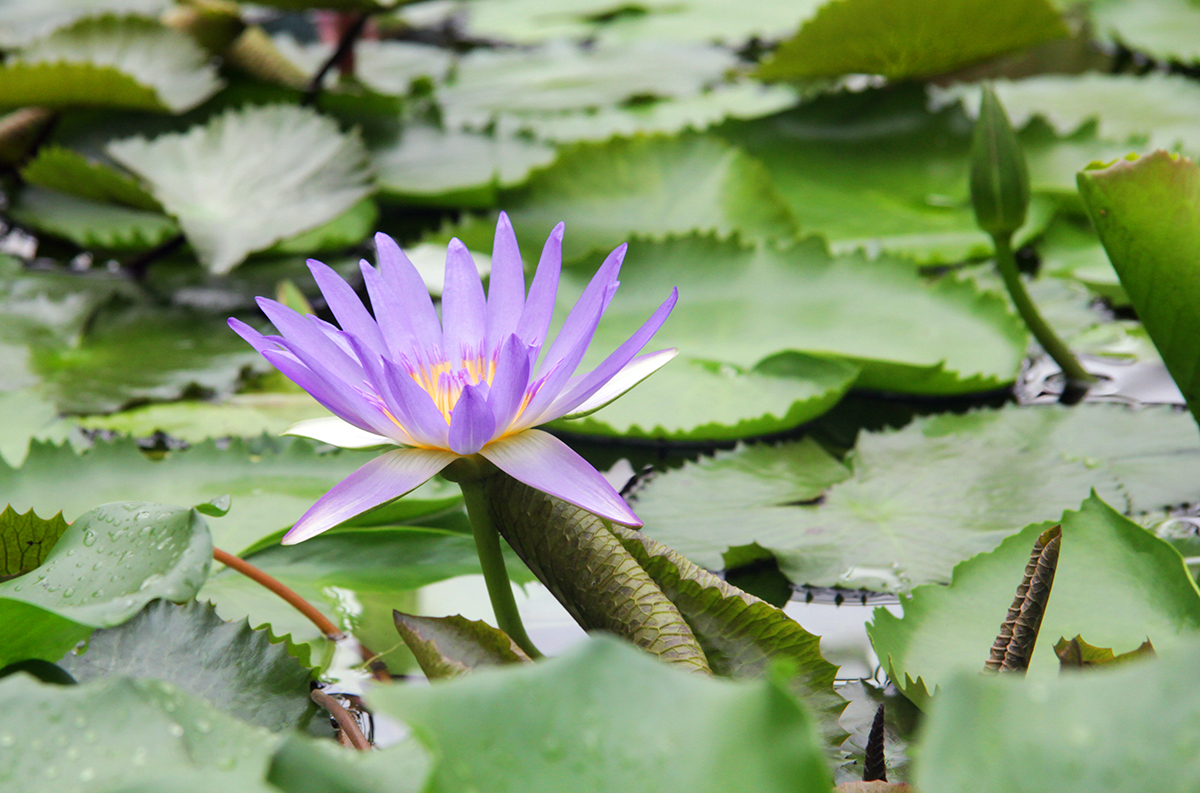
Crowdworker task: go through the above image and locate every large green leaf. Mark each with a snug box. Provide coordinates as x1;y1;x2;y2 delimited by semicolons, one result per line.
76;393;332;443
1038;215;1128;306
268;734;432;793
719;87;1062;264
1090;0;1200;65
0;388;74;467
934;73;1200;157
0;501;212;666
631;404;1200;591
108;104;374;273
466;136;797;262
557;234;1025;398
199;526;531;671
0;14;223;112
10;186;180;251
0;674;283;791
756;0;1067;81
869;493;1200;708
0;436;462;555
915;638;1200;793
0;506;69;579
436;40;796;141
369;636;833;793
400;0;822;45
60;599;314;732
1078;151;1200;427
20;144;161;210
553;352;859;441
32;305;265;414
373;124;557;207
0;0;169;46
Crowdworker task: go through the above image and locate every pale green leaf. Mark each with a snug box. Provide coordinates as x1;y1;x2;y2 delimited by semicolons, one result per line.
10;186;179;251
108;104;374;273
20;144;160;210
1090;0;1200;65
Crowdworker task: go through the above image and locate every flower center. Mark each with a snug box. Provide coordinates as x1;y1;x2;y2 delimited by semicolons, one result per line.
410;352;497;422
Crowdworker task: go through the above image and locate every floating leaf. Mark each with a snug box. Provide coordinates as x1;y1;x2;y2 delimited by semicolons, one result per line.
934;73;1200;157
10;186;180;251
558;234;1025;400
20;144;160;210
373;124;556;207
272;35;452;96
1078;151;1200;428
268;197;378;255
0;505;69;579
0;674;283;791
719;87;1060;264
477;136;797;262
0;388;72;467
60;599;314;731
868;494;1200;708
1038;215;1128;306
393;612;531;679
0;501;212;666
108;104;374;273
1053;635;1155;669
915;638;1200;793
756;0;1067;81
76;393;333;442
0;436;462;555
400;0;823;45
1090;0;1200;66
369;636;834;793
552;353;860;441
0;14;223;112
632;404;1200;592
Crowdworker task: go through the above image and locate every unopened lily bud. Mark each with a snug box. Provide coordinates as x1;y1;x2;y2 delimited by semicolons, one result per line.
970;85;1030;239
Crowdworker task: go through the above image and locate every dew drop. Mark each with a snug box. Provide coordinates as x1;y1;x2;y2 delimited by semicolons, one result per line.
62;588;74;598
168;724;184;737
81;532;96;547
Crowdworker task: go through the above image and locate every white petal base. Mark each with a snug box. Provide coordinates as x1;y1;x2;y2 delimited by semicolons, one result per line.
284;416;396;449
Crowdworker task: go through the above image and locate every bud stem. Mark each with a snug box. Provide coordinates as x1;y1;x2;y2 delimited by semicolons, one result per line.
458;478;543;659
992;232;1095;391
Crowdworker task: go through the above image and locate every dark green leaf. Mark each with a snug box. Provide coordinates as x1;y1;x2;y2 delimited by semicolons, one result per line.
756;0;1068;81
268;734;432;793
10;186;180;251
20;144;161;210
1053;635;1155;669
368;636;834;793
60;599;314;731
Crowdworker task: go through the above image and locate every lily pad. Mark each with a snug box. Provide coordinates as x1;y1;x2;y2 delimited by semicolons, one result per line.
1037;215;1128;306
76;393;333;443
0;501;212;666
756;0;1068;81
369;635;833;793
552;352;860;441
0;388;74;467
0;505;69;578
718;86;1059;264
472;135;797;262
10;186;180;251
0;14;223;112
60;599;314;732
372;124;557;207
0;674;283;791
934;72;1200;157
0;0;169;47
869;493;1200;706
1078;151;1200;428
1090;0;1200;65
399;0;823;45
631;404;1200;591
108;104;374;273
272;35;453;96
559;234;1026;398
0;436;462;555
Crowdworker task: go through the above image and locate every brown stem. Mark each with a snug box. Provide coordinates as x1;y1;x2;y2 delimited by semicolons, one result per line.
303;12;370;105
311;688;372;750
213;547;391;681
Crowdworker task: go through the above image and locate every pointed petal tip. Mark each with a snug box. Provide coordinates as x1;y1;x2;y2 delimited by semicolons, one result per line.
447;237;469;253
497;211;512;229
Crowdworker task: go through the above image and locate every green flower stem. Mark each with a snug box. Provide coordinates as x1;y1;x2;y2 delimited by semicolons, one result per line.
457;475;543;659
992;232;1095;389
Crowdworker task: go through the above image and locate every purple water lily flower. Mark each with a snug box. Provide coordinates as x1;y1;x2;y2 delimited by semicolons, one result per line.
229;214;677;544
